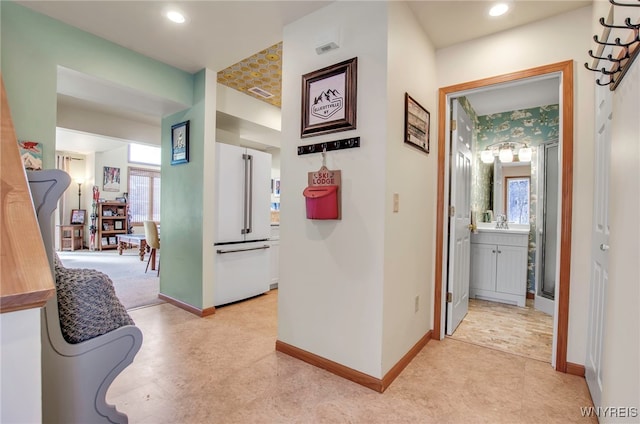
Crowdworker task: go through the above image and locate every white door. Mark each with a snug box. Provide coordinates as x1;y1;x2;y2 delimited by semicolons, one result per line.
446;99;473;335
585;81;612;408
215;143;247;244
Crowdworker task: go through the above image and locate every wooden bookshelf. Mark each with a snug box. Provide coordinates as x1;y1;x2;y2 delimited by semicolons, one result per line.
97;202;128;250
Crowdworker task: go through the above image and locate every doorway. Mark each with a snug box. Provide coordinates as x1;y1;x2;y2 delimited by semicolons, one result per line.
434;61;574;372
446;83;556;361
54;67;169;310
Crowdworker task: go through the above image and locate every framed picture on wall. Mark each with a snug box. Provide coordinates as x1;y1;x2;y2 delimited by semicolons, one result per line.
301;57;357;138
171;120;190;165
103;166;121;192
404;93;430;154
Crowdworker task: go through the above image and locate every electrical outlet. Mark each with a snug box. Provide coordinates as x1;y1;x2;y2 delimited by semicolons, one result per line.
414;295;419;312
393;193;399;213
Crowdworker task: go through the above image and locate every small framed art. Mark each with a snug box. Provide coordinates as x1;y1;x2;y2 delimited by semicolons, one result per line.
171;120;190;165
301;57;357;138
404;93;430;154
70;209;86;225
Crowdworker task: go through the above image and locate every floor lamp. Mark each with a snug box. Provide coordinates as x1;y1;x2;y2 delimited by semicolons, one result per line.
76;178;84;209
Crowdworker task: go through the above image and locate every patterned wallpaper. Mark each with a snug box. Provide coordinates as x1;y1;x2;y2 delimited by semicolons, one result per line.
473;104;560;293
476;105;560;149
217;42;282;107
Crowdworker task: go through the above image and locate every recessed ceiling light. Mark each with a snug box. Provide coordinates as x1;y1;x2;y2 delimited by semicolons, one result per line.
489;3;509;17
166;10;186;24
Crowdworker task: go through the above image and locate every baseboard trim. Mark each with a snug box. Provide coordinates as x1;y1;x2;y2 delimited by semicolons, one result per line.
275;331;432;393
526;292;534;300
158;294;215;317
566;362;585;377
381;330;432;391
275;340;383;392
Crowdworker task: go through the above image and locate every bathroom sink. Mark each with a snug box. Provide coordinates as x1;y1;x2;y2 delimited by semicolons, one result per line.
475;222;530;234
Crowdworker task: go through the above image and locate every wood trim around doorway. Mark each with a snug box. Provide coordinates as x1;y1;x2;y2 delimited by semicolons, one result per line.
433;60;574;373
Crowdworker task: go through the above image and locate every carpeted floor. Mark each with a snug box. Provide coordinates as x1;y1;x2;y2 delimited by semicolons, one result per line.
57;249;163;310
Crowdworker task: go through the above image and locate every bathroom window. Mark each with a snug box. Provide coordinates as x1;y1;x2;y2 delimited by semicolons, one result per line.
505;177;530;224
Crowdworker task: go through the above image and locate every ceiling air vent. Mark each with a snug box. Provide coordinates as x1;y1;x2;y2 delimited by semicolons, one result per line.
248;86;274;99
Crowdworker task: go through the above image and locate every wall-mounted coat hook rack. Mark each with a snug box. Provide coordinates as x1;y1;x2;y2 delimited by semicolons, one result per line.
585;0;640;90
297;137;360;156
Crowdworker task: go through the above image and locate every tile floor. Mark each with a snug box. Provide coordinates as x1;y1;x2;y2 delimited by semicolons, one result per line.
448;298;553;362
108;291;595;423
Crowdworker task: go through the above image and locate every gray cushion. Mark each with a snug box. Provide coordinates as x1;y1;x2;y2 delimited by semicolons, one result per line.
54;256;134;344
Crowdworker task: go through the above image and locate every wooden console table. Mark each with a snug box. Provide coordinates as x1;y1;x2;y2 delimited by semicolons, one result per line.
60;225;84;251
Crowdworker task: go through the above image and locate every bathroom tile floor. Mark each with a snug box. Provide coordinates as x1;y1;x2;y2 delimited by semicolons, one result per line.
448;298;554;362
108;291;593;423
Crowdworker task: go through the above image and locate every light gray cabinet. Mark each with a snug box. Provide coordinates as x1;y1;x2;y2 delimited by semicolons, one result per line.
470;231;528;307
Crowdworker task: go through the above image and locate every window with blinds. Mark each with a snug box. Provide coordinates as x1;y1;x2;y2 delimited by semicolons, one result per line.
128;167;161;225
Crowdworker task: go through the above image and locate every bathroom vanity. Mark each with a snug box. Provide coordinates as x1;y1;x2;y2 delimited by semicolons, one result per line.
470;223;529;307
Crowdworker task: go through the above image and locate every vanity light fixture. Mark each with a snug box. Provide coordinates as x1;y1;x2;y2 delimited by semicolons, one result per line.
480;140;532;164
489;3;509;17
166;10;186;24
498;145;514;163
480;150;495;164
518;145;532;162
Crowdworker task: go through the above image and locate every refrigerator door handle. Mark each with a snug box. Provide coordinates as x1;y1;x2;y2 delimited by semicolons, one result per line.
216;244;270;254
246;154;253;234
241;153;250;234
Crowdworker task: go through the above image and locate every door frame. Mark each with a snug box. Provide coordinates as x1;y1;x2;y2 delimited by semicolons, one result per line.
433;60;574;372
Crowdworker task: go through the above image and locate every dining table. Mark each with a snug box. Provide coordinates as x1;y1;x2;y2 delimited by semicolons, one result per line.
117;233;157;271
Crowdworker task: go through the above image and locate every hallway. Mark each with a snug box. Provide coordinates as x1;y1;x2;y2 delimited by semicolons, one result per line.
108;292;594;423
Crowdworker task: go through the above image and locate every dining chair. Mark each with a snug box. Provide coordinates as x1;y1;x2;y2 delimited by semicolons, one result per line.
143;221;160;275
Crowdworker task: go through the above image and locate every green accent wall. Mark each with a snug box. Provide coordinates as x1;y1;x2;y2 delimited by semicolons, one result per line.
1;1;193;168
160;70;206;308
2;2;207;308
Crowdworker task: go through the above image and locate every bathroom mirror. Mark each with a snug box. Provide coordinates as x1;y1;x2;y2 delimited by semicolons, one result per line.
491;160;531;223
472;158;532;224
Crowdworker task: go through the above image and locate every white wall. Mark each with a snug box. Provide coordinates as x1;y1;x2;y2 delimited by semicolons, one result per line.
216;84;281;132
202;69;218;309
279;1;388;378
381;1;438;374
436;6;594;365
57;100;161;146
96;145;131;201
0;309;42;423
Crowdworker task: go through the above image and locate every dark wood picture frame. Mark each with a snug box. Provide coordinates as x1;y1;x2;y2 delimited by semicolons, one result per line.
171;120;190;165
301;57;357;138
404;93;430;154
70;209;86;225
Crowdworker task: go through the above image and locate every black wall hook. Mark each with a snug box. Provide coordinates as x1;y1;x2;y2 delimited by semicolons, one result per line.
298;137;360;156
586;1;640;90
609;0;640;7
